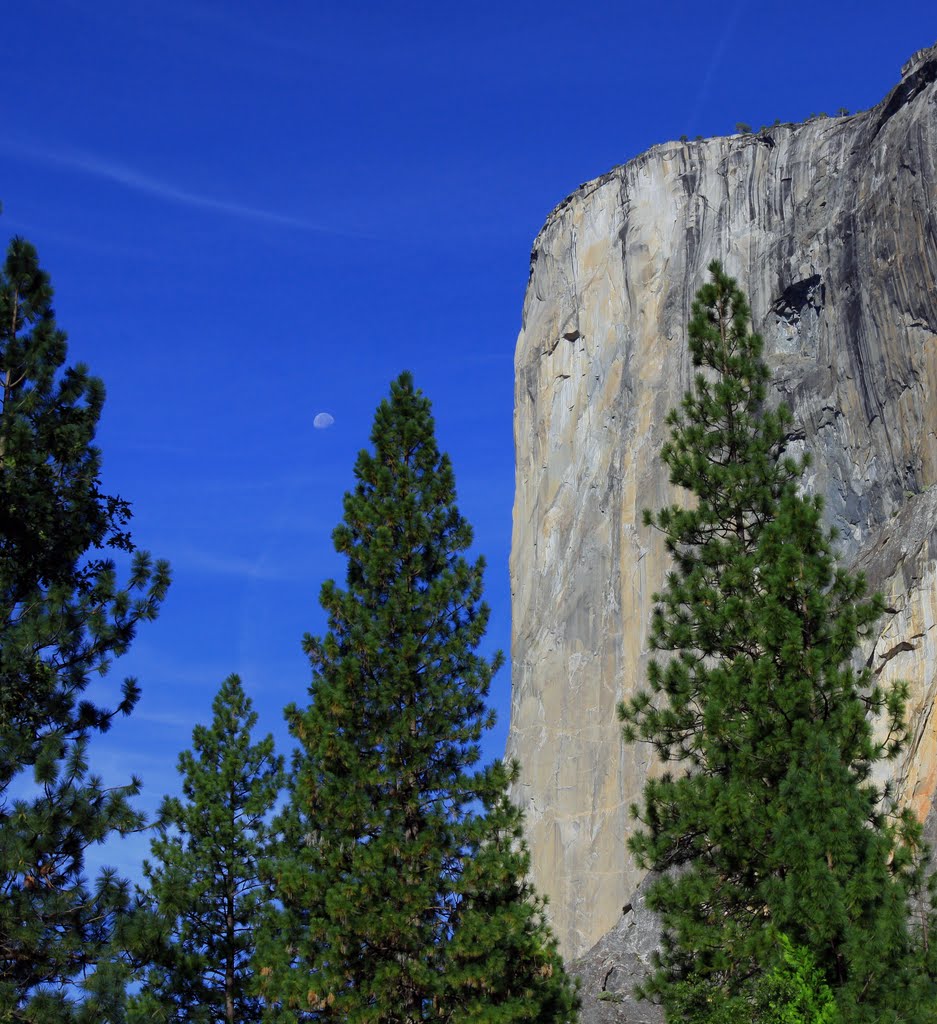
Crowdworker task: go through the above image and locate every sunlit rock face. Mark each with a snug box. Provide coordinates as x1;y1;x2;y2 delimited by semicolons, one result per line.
507;42;937;963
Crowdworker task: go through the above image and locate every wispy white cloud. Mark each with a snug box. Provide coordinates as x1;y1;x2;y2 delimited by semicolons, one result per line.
189;470;334;496
57;0;324;73
167;543;305;582
1;139;364;237
0;214;156;259
686;0;747;130
132;708;203;731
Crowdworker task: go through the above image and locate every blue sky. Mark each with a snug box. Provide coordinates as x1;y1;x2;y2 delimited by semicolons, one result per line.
2;2;934;879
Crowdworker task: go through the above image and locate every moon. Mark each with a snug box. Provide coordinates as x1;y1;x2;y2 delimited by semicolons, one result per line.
313;412;335;429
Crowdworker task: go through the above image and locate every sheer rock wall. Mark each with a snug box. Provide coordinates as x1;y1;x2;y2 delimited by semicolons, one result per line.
506;42;937;962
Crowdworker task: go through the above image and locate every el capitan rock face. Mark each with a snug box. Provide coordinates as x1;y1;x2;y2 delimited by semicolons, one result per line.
506;42;937;966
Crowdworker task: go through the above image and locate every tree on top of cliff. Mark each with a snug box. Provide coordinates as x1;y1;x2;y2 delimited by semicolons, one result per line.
0;237;170;1017
619;262;936;1023
255;372;578;1022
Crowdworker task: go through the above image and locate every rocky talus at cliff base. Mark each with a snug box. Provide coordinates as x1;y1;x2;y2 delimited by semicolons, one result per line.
504;40;937;1017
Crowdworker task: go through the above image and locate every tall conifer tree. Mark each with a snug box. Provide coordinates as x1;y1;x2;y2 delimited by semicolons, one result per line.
0;237;170;1019
257;372;577;1023
128;675;284;1024
619;262;935;1022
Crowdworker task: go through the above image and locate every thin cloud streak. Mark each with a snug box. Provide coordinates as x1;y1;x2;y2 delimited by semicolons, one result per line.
1;139;368;237
686;0;746;131
167;543;309;582
133;709;204;731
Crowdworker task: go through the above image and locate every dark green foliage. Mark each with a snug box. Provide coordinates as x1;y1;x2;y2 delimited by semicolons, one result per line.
0;237;170;1019
128;675;284;1024
619;262;935;1022
257;373;577;1022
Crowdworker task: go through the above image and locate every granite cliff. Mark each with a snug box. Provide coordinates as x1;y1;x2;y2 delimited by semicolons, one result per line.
505;40;937;979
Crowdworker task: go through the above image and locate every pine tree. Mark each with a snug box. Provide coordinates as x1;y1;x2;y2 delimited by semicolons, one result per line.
0;237;170;1018
128;675;284;1024
619;262;935;1022
257;372;577;1023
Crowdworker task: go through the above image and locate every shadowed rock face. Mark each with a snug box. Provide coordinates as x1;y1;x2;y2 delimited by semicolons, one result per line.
507;41;937;967
568;873;663;1024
